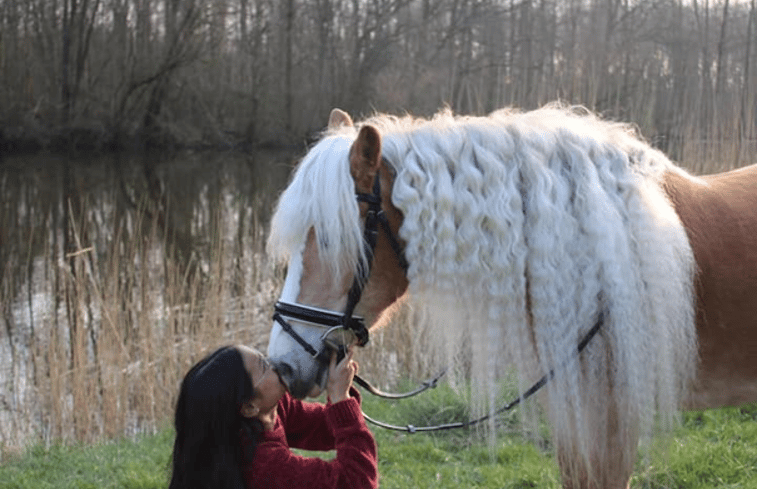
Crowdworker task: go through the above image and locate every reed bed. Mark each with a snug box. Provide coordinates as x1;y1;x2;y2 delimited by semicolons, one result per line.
0;194;281;451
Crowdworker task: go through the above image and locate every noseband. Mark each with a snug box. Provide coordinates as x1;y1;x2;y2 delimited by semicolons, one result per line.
273;161;407;362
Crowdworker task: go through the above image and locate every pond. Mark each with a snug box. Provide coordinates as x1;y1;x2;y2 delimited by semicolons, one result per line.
0;149;297;448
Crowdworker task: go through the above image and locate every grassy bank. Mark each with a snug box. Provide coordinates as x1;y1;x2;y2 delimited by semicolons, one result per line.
2;383;756;489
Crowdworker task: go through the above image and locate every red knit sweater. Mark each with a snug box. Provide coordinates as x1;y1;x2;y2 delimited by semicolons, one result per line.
241;387;378;489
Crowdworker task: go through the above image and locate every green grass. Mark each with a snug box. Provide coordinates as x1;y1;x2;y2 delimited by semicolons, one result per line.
362;382;560;488
1;389;756;489
634;405;757;489
0;429;174;489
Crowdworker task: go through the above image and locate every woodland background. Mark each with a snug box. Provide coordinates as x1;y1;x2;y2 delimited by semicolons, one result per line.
1;0;756;168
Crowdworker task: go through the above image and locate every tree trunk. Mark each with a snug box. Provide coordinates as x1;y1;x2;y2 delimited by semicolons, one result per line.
61;0;72;124
284;0;295;134
715;0;729;96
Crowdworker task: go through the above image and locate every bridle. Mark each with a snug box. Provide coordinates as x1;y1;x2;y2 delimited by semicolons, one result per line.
272;160;407;365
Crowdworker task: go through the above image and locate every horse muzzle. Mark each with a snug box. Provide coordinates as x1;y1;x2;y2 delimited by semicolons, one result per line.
270;354;329;399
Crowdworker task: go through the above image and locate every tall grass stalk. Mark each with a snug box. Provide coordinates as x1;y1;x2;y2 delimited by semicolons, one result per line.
1;195;282;454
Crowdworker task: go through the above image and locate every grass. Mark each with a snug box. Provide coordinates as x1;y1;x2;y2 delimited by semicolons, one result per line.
2;384;756;489
634;405;757;489
374;434;558;488
0;429;174;489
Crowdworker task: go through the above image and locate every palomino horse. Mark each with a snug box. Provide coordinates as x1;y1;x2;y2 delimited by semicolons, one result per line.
266;105;757;489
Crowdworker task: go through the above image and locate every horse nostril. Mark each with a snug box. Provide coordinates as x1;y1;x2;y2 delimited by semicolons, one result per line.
271;362;293;387
288;380;310;399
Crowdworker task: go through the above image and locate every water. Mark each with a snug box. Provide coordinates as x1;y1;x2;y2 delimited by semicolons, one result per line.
0;149;297;448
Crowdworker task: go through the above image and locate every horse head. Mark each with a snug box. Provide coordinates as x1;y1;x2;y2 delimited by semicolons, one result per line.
266;109;408;398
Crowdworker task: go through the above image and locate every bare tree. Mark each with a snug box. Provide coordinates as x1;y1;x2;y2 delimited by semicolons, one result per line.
715;0;730;96
0;0;755;153
60;0;102;124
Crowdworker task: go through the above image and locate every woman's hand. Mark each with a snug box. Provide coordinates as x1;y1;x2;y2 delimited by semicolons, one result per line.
327;347;358;404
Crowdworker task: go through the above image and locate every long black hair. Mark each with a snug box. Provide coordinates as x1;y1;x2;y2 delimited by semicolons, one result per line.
169;346;264;489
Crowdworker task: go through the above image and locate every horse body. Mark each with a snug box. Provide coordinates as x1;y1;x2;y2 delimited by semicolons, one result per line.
664;165;757;409
266;106;757;489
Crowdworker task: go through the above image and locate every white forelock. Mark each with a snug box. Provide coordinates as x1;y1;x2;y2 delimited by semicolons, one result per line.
267;133;367;280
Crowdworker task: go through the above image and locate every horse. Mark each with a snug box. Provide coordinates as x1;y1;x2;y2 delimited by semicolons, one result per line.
265;104;757;489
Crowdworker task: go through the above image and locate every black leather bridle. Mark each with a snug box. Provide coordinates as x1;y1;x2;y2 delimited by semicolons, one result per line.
272;162;407;365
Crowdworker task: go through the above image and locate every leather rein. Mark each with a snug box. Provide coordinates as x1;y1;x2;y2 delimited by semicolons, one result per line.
272;160;605;433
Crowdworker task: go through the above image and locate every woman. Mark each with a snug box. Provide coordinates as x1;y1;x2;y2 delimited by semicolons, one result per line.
169;344;378;489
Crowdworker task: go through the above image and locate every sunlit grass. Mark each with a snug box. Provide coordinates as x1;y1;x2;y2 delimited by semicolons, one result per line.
634;404;757;488
0;428;174;489
2;384;756;489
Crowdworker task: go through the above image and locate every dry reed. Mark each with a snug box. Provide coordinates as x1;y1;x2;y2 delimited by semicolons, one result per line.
0;195;282;452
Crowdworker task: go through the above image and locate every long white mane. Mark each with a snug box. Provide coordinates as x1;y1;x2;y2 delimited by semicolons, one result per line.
268;105;697;472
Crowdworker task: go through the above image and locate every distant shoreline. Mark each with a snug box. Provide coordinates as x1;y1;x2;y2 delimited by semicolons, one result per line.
0;122;303;156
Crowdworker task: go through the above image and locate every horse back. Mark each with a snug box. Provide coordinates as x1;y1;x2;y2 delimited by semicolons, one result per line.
663;164;757;409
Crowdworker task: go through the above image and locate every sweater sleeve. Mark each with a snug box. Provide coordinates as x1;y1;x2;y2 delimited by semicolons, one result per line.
278;392;335;451
243;394;378;489
282;387;363;451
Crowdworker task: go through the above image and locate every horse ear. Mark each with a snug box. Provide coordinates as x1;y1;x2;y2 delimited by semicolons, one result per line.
349;126;382;192
328;108;353;129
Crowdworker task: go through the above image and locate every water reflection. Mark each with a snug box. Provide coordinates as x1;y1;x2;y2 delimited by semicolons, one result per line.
0;150;295;448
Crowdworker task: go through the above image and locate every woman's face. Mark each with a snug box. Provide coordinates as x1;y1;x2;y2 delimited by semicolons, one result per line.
236;345;287;430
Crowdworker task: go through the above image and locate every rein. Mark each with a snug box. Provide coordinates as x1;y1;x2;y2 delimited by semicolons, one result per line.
361;311;604;433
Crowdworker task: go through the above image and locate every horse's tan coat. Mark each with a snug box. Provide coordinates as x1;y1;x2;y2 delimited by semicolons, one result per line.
663;164;757;409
